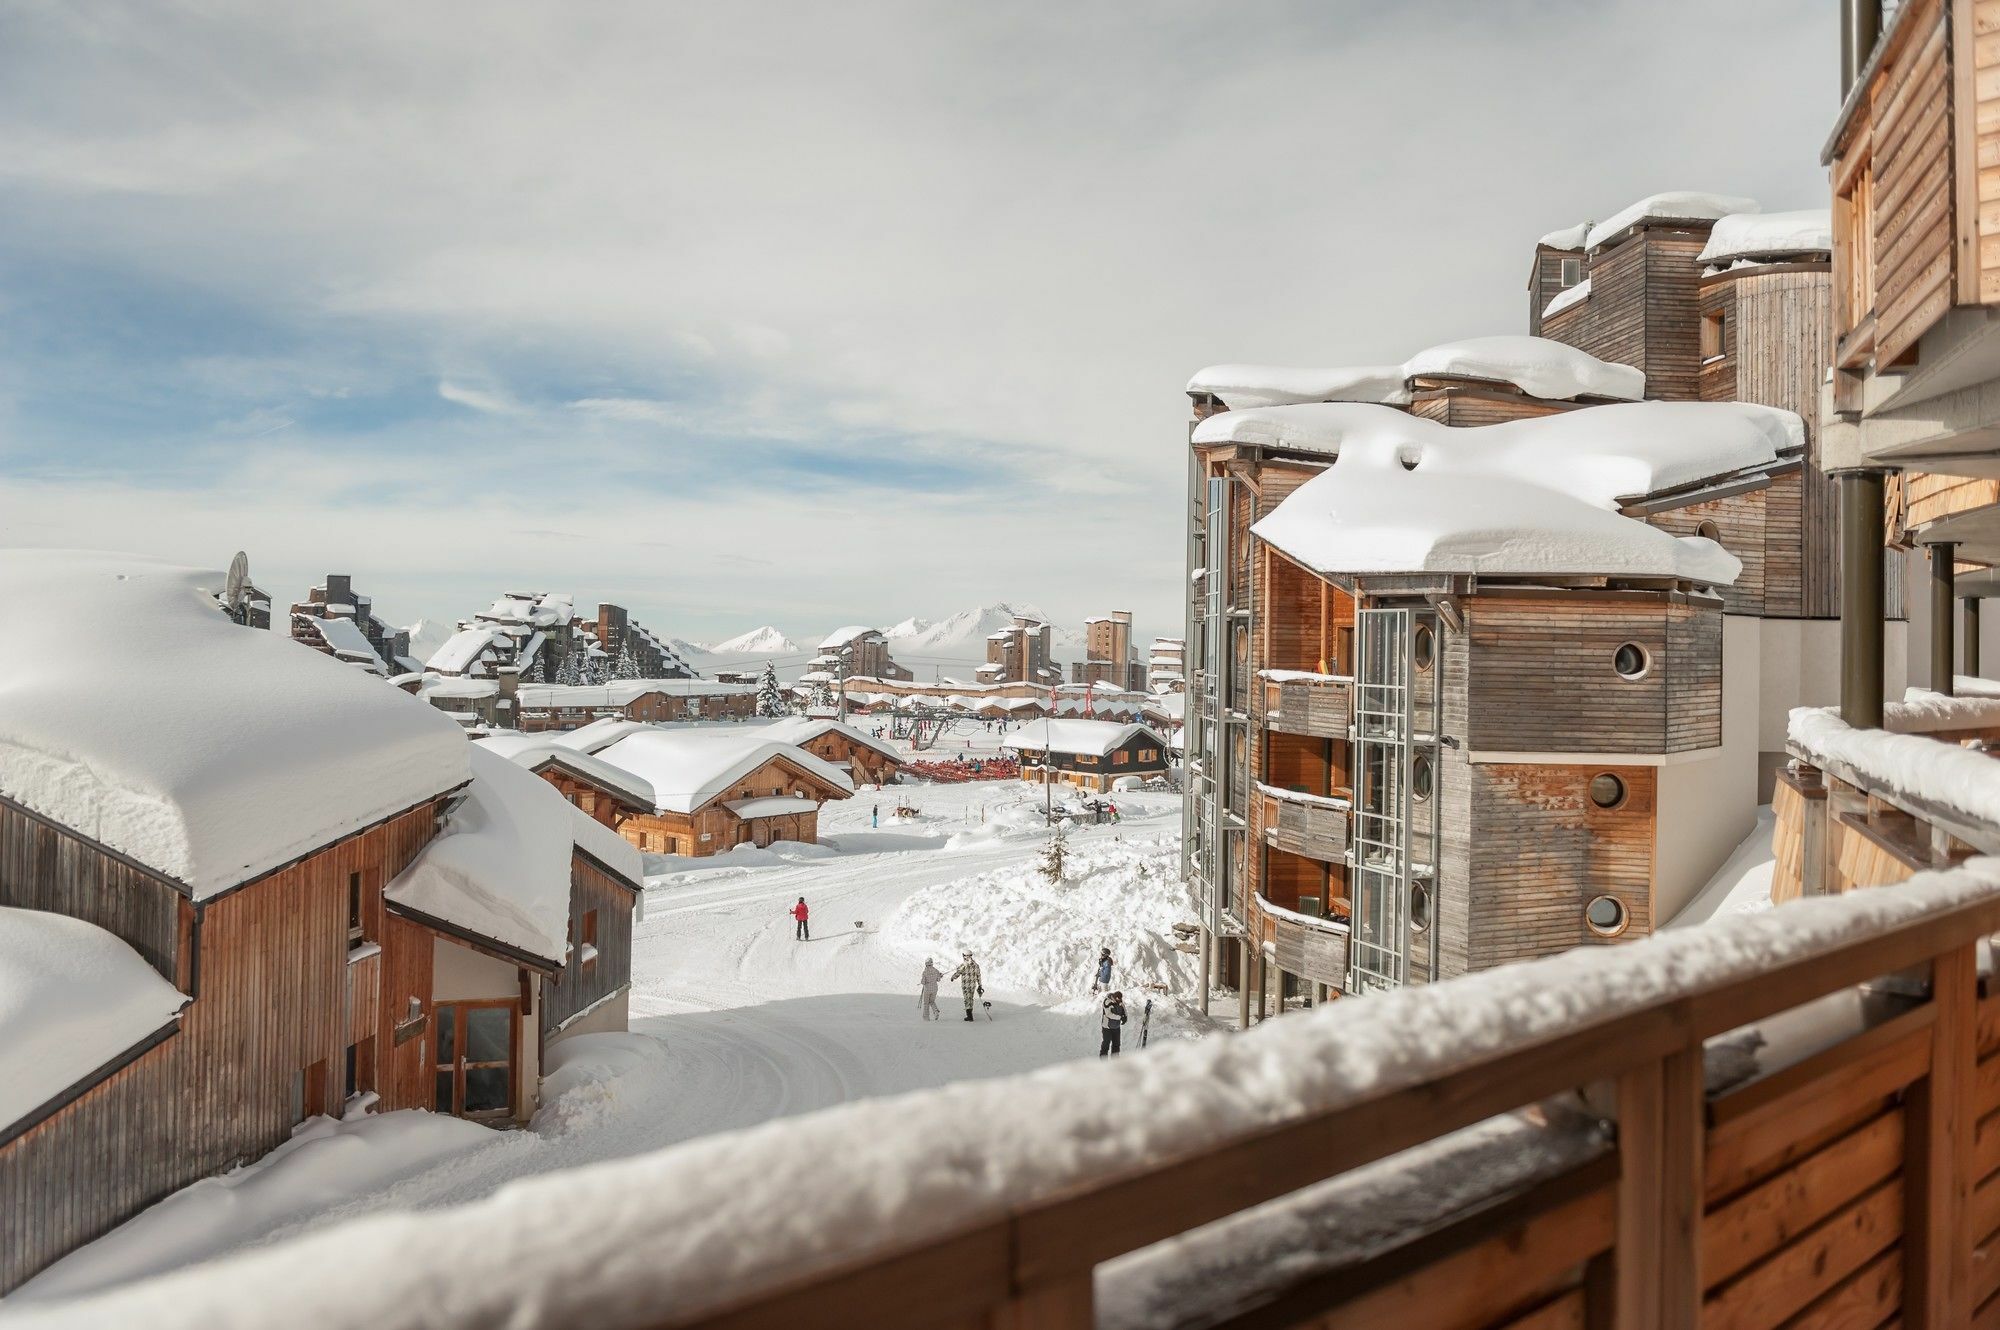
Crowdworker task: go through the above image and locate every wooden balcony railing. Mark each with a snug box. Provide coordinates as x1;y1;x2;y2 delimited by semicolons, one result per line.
1251;892;1349;992
1260;784;1349;863
1259;670;1351;740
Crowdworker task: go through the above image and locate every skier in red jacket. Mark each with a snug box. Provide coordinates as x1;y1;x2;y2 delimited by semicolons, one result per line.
791;896;810;941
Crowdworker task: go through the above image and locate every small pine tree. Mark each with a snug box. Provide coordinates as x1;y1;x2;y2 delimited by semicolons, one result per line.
756;662;788;717
1038;822;1069;883
613;639;643;680
555;644;581;687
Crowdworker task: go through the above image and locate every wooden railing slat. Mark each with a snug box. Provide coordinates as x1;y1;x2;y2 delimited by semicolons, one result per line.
1906;943;1979;1325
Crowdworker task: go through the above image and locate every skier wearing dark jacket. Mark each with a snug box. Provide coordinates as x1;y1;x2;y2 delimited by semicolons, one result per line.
1092;948;1113;993
1100;991;1127;1057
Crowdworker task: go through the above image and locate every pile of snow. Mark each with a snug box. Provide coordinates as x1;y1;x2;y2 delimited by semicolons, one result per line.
886;833;1197;996
1542;277;1590;319
531;1033;676;1138
1538;220;1591;251
385;746;577;965
1585;191;1759;250
0;551;470;897
10;1109;492;1303
35;860;2000;1330
1229;400;1800;580
592;728;853;813
1187;335;1641;412
1697;210;1832;266
1001;718;1164;758
1184;364;1411;410
0;909;187;1132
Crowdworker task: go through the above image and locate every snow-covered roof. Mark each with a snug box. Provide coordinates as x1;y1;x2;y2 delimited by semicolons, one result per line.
567;805;643;888
817;625;882;651
722;796;822;819
1541;278;1591;320
1187;336;1641;412
310;614;384;670
1232;401;1799;582
591;730;854;815
758;717;904;767
0;552;471;898
1537;221;1591;251
1696;209;1832;265
428;626;503;675
548;717;651;755
385;746;575;966
1002;719;1165;758
518;680;757;707
0;908;188;1133
1585;191;1759;251
480;592;574;629
473;734;658;811
1184;364;1411;410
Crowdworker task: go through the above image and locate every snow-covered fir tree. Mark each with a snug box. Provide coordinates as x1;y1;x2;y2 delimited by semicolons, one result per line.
756;663;788;717
806;675;835;712
1038;821;1069;883
613;639;643;680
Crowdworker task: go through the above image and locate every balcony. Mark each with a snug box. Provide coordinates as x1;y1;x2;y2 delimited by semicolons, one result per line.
1260;783;1349;863
1258;669;1351;739
1251;893;1349;990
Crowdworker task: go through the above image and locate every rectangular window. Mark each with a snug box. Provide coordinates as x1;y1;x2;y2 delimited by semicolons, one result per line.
1558;256;1582;287
1701;310;1725;361
347;872;363;944
582;910;599;969
1113;751;1130;765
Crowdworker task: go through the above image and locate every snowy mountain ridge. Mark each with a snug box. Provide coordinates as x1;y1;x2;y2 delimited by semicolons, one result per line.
704;626;799;656
885;603;1083;661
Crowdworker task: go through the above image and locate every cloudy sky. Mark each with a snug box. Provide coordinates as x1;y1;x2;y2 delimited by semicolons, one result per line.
0;0;1833;644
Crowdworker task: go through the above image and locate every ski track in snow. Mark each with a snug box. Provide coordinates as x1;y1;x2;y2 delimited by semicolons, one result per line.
16;747;1190;1302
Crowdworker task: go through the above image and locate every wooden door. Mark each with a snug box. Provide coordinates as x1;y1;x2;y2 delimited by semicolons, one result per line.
433;1001;518;1121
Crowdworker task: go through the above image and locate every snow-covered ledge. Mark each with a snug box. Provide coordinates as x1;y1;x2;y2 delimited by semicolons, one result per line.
46;863;2000;1328
1787;703;2000;852
1255;781;1351;812
1252;892;1350;936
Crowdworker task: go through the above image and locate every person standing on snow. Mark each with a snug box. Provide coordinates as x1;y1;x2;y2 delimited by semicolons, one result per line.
919;958;943;1020
1092;947;1114;994
791;896;810;941
872;803;879;829
950;951;982;1022
1100;991;1128;1057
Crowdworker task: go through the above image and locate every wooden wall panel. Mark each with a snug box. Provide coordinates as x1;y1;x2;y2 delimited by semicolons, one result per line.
1873;0;1953;363
1465;598;1676;754
0;799;183;985
1646;489;1768;617
1664;603;1724;753
541;858;635;1038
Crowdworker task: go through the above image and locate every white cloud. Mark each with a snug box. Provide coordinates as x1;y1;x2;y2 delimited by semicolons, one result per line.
437;380;522;415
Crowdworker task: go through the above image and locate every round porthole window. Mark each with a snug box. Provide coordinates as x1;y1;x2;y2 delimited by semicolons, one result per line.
1613;642;1649;680
1585;894;1628;937
1588;773;1626;809
1695;519;1721;543
1413;624;1436;671
1413;753;1434;802
1410;880;1432;933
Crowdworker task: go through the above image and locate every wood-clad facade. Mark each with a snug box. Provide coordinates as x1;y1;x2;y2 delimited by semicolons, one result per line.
540;854;639;1040
617;753;849;857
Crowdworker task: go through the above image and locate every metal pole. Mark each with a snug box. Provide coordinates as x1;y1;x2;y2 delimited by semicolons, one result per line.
1932;542;1958;695
1839;470;1887;728
1197;928;1211;1016
1969;597;1983;678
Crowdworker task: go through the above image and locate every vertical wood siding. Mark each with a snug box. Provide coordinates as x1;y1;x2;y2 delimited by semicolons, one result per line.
541;857;635;1037
0;799;183;985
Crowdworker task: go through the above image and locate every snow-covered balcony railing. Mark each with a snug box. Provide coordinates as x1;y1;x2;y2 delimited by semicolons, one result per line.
1257;668;1352;740
1257;781;1350;863
1250;891;1349;994
87;862;2000;1329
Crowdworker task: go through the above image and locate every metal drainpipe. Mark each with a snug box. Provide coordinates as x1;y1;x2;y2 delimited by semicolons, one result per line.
1842;0;1882;97
1839;470;1887;728
1932;543;1958;695
1969;598;1984;677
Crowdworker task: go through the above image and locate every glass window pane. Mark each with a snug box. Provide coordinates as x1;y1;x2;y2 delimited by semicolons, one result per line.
435;1070;455;1112
435;1005;455;1064
464;1067;510;1114
466;1007;511;1063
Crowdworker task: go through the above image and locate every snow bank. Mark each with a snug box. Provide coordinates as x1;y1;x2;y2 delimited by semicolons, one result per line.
531;1033;676;1138
1585;191;1759;250
385;746;576;965
1239;401;1792;580
1402;335;1642;402
10;1110;491;1304
1185;335;1638;411
28;860;2000;1330
886;833;1197;996
0;909;186;1133
0;551;470;897
1542;276;1590;319
1697;210;1831;265
1789;704;2000;830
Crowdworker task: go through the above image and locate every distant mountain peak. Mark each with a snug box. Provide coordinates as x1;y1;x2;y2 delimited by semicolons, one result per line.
708;625;798;655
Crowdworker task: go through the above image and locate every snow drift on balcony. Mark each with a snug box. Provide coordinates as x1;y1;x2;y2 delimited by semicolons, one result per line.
1184;364;1411;410
1186;336;1639;411
1789;695;2000;832
0;908;187;1133
1585;191;1759;250
1402;335;1642;402
384;745;576;965
29;859;2000;1330
1212;399;1796;580
0;551;470;898
1697;210;1832;265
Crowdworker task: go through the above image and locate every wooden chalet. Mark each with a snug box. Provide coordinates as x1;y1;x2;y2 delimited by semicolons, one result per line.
1003;718;1169;792
588;729;854;856
758;716;905;787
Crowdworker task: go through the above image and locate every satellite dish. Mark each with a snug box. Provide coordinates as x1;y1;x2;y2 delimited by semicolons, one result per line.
222;551;249;612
